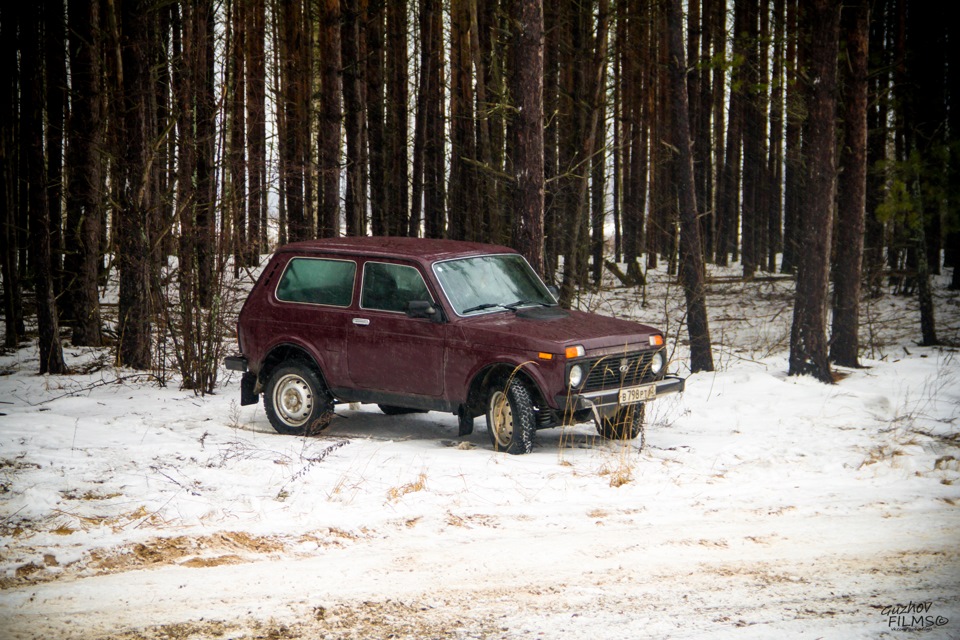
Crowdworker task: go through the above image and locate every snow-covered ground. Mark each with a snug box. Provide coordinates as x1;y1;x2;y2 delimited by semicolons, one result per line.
1;263;959;639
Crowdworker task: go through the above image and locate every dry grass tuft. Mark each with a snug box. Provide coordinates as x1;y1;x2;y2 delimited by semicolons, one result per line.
387;472;427;501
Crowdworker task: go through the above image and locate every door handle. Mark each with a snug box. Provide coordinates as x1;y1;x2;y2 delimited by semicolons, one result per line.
352;318;370;326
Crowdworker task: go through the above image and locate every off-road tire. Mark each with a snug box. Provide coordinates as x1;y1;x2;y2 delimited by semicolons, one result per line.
263;362;335;435
486;379;536;454
596;403;645;450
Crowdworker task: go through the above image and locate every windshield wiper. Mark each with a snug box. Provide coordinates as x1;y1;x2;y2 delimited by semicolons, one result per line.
504;299;553;310
462;302;508;314
463;299;551;314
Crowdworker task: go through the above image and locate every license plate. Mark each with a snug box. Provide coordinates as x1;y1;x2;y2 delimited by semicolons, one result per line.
619;384;656;405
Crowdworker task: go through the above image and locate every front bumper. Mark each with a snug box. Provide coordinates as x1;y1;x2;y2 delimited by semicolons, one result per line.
556;375;685;417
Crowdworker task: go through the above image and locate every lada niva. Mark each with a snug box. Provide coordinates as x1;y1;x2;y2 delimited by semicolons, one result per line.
225;237;684;454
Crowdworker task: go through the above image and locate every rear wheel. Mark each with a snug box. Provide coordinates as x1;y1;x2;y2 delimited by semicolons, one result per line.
263;363;334;435
486;379;536;454
596;403;645;449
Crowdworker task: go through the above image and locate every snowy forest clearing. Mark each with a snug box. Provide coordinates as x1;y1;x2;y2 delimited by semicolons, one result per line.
1;264;959;639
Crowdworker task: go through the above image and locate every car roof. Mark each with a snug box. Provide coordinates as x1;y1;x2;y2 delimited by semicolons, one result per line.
276;236;517;264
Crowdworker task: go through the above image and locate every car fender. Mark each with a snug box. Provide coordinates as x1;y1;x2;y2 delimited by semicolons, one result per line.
258;339;332;388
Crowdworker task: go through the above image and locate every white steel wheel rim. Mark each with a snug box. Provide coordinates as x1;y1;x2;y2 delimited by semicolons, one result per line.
489;390;513;447
274;374;314;427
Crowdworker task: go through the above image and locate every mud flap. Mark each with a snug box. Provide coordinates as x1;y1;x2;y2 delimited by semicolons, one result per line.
457;406;474;436
240;372;259;406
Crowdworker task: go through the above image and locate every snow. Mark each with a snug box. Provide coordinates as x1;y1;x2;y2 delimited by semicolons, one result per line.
1;262;959;639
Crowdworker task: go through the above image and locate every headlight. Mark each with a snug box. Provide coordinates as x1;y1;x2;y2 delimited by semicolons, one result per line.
568;364;584;388
650;350;665;375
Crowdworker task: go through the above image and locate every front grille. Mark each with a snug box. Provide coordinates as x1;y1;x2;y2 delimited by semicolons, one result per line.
579;350;659;392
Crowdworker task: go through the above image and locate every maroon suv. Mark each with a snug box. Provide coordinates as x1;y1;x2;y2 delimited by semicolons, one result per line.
226;237;683;454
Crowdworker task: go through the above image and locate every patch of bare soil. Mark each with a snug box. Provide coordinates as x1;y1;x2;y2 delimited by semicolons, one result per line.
99;599;500;640
0;531;286;590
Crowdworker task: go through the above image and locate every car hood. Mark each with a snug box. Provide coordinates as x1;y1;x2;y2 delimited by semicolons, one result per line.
455;308;661;356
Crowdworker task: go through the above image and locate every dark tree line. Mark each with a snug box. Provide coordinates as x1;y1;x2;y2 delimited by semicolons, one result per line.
1;0;957;385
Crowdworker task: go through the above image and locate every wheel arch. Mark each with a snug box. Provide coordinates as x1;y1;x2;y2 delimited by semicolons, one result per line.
462;361;548;419
258;342;329;391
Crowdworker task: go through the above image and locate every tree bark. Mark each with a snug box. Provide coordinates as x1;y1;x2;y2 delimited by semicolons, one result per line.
318;0;342;238
195;0;216;305
830;0;869;367
23;2;67;373
449;0;477;241
281;0;308;242
342;0;368;236
44;0;67;300
64;0;104;347
384;0;408;236
115;0;154;370
246;0;267;255
421;0;445;238
366;0;386;236
781;0;803;273
228;0;247;272
512;0;545;276
767;0;785;272
740;0;762;278
0;3;23;347
788;0;839;384
666;0;714;373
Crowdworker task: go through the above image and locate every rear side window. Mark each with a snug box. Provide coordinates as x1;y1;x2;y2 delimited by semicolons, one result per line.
276;257;356;307
361;262;433;312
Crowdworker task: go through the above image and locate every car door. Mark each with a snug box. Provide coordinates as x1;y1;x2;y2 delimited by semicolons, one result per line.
269;255;357;384
347;260;445;397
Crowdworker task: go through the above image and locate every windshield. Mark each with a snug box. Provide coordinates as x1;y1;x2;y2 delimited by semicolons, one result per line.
433;254;557;316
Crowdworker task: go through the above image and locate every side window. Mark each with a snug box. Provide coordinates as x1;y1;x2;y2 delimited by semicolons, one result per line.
276;258;356;307
361;262;433;313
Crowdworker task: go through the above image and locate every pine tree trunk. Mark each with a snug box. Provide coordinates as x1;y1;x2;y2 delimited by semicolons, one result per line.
366;0;387;236
422;0;445;239
281;0;308;242
788;0;839;384
342;0;368;237
767;0;785;272
666;0;713;373
23;3;66;373
781;0;802;273
64;0;104;347
318;0;342;238
174;1;195;386
709;0;726;263
195;0;216;305
229;0;247;273
44;0;67;302
246;0;267;255
385;0;408;236
542;0;560;277
513;0;545;276
829;0;869;367
863;0;887;291
449;0;477;241
115;0;154;370
0;4;22;347
740;0;761;278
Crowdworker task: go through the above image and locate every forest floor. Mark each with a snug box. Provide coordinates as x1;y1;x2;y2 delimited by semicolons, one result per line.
1;260;959;639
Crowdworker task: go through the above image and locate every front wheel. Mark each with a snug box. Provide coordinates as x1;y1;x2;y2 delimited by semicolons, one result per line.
263;363;335;435
596;403;645;450
486;379;536;454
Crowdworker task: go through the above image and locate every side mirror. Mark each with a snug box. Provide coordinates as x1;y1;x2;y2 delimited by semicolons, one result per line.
406;300;443;322
547;285;560;302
